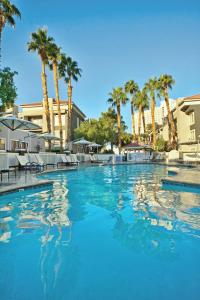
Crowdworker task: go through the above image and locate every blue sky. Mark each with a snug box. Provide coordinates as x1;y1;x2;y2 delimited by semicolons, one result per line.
4;0;200;130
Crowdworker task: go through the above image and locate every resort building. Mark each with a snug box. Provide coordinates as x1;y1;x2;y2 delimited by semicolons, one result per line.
19;98;86;147
134;99;176;134
0;105;45;152
0;126;45;153
160;94;200;153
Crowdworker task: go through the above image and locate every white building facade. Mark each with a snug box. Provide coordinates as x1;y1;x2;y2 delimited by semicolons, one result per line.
134;99;176;134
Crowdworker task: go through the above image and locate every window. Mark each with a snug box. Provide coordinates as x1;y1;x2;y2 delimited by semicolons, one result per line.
54;114;65;126
0;138;6;150
20;142;28;150
28;116;43;127
190;129;196;141
11;140;28;151
189;112;195;125
11;140;20;151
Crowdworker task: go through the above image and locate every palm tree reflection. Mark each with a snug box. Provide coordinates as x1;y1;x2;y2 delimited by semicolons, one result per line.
112;175;200;257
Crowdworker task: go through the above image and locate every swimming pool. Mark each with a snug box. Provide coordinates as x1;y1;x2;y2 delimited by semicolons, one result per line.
0;164;200;300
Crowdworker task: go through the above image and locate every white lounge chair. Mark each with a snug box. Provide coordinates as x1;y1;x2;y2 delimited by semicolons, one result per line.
57;154;71;167
70;154;79;165
28;154;46;170
36;153;55;169
16;155;41;173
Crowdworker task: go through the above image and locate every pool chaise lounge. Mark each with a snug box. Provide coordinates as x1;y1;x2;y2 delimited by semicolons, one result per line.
16;155;42;172
28;153;56;170
70;154;79;165
28;153;46;170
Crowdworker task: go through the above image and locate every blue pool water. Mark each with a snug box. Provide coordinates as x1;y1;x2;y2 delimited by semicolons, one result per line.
0;164;200;300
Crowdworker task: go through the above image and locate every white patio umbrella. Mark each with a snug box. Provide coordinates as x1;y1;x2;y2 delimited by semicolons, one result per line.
0;116;41;153
87;142;102;154
0;116;41;131
73;138;91;145
73;138;92;153
38;133;60;141
87;142;101;147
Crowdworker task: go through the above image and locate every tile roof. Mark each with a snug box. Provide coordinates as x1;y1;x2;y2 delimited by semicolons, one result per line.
183;94;200;101
21;100;67;106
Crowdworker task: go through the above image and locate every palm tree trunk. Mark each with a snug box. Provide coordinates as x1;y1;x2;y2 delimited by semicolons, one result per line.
53;62;63;152
151;96;156;149
141;108;145;133
0;14;4;69
131;100;135;141
0;29;2;70
41;60;51;150
164;90;176;147
138;105;142;143
67;79;72;143
117;104;121;153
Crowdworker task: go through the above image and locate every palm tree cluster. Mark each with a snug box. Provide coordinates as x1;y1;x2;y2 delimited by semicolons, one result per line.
1;1;82;151
108;75;176;152
2;1;177;153
27;28;82;151
0;0;21;67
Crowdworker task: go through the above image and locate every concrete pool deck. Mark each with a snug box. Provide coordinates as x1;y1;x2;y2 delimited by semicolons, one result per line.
0;166;77;195
162;166;200;188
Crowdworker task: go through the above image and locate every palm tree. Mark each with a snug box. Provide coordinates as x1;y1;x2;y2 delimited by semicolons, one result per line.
107;87;128;153
125;80;139;141
58;54;82;142
47;42;63;152
141;91;148;134
157;74;176;147
0;0;21;66
135;88;148;143
145;77;159;149
27;28;53;144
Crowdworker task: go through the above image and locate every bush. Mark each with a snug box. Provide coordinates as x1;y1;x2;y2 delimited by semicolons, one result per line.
155;137;167;152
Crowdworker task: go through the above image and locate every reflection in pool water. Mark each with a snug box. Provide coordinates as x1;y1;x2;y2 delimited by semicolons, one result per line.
0;164;200;300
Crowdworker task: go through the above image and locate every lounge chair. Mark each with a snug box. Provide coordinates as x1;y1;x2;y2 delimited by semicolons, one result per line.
91;155;100;163
16;155;41;173
57;154;70;167
36;154;55;169
28;154;46;171
70;154;79;165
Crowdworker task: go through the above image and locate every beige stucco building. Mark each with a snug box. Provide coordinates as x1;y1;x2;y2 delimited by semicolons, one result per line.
160;94;200;153
19;98;86;147
134;99;176;134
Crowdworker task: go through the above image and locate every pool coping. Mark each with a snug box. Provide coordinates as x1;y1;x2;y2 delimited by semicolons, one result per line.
0;166;78;196
0;179;55;196
161;166;200;188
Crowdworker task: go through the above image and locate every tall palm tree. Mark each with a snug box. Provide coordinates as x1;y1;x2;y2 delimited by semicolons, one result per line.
58;54;82;142
145;77;159;149
107;87;128;153
141;91;148;134
27;28;53;143
0;0;21;66
47;42;63;151
135;88;148;143
125;80;139;141
157;74;176;147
